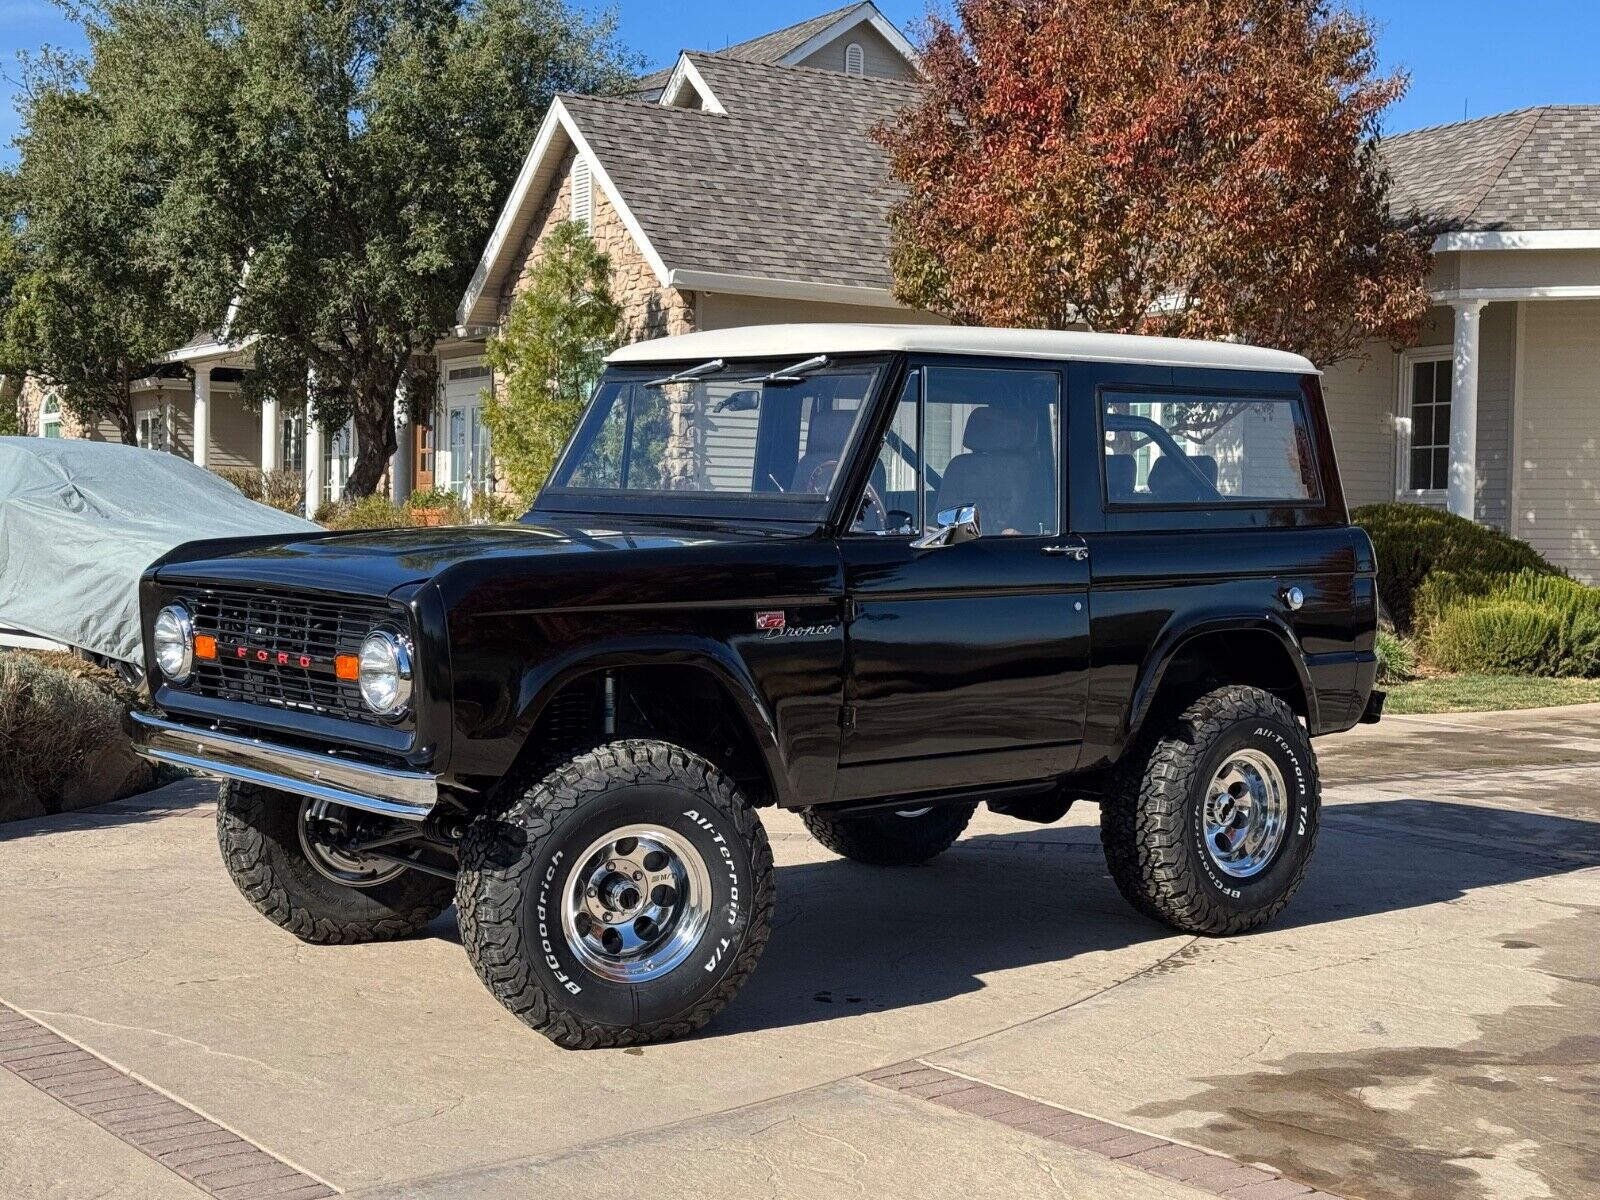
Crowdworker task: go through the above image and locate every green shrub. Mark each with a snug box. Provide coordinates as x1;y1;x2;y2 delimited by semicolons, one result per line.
468;490;521;524
1375;631;1416;683
211;466;305;514
1353;503;1557;632
404;485;457;511
1426;589;1600;678
318;494;412;530
0;651;136;818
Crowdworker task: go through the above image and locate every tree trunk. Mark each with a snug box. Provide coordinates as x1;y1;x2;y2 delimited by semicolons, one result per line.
115;374;139;446
343;380;398;498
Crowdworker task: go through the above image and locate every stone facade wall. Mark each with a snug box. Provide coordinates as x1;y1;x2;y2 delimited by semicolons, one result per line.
498;149;696;345
17;375;102;439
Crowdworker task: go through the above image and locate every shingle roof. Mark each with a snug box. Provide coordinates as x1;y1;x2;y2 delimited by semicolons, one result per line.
630;4;871;101
713;3;867;65
565;54;921;290
1384;105;1600;231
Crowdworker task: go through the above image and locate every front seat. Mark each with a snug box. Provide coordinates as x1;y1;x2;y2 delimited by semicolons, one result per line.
791;409;856;494
935;406;1050;534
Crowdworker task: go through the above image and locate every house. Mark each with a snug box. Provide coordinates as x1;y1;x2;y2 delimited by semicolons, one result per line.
430;2;937;497
1319;106;1600;580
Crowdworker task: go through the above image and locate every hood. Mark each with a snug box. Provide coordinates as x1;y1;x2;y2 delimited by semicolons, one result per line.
152;517;790;600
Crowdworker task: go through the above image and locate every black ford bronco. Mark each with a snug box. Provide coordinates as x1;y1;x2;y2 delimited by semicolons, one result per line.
133;325;1380;1048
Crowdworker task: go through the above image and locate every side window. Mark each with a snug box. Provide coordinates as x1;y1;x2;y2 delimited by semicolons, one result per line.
852;367;1061;537
852;372;920;533
1101;390;1318;506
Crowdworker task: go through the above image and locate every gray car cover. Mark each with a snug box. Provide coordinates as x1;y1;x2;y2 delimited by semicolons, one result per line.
0;437;318;664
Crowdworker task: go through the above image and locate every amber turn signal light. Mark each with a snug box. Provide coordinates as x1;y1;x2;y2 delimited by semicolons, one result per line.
335;654;360;681
194;635;218;660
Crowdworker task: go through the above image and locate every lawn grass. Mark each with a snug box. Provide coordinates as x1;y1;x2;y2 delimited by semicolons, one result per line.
1384;673;1600;715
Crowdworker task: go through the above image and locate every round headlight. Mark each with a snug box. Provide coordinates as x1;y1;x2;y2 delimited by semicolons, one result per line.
358;630;413;716
153;605;195;684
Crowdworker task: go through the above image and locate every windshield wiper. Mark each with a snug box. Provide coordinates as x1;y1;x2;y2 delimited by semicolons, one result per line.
738;355;829;385
644;358;725;389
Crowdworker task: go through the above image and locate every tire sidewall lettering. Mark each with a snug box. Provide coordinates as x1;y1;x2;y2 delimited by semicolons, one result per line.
1189;716;1315;909
522;784;754;1024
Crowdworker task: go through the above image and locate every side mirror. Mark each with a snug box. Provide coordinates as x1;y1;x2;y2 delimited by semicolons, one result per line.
911;504;981;550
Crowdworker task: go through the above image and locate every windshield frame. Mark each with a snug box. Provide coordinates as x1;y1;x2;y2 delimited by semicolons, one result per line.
532;353;896;525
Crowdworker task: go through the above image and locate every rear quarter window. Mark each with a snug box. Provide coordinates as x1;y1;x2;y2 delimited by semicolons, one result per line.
1100;389;1320;509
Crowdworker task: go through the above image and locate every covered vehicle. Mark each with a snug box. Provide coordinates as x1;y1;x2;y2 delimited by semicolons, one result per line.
0;437;316;669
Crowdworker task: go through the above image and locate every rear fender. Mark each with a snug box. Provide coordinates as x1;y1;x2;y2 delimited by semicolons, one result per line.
1125;613;1314;748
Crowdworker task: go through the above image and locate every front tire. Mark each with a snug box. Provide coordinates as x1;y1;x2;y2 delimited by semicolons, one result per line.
216;782;454;944
802;802;975;866
455;741;775;1049
1100;685;1319;935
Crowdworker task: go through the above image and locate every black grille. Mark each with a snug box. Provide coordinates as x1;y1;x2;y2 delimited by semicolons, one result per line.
185;589;403;725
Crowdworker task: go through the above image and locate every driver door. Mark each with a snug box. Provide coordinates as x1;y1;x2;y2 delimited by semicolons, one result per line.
835;363;1091;802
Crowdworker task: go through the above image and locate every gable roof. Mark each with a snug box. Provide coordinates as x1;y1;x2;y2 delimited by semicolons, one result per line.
631;4;914;100
458;54;922;327
1385;105;1600;237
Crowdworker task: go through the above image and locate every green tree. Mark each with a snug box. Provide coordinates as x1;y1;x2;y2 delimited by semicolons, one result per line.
8;0;636;490
484;220;621;500
2;47;197;443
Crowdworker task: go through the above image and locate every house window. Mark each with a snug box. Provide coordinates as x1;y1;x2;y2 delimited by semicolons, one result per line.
281;410;304;473
137;410;167;451
571;158;593;234
844;42;865;76
40;393;62;438
1404;356;1453;493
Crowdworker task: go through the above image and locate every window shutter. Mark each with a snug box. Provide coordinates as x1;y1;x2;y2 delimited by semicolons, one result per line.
844;43;865;76
571;158;593;233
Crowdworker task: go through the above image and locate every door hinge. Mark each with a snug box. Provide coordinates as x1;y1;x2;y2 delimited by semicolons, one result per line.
839;704;857;732
843;597;862;622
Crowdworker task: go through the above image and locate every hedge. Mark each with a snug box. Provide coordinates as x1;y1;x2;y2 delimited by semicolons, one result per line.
1423;571;1600;678
0;652;151;821
1352;503;1556;633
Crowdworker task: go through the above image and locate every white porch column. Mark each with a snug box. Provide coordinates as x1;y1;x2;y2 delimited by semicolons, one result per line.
260;394;282;471
304;418;324;515
192;366;212;468
391;405;413;503
1446;299;1486;520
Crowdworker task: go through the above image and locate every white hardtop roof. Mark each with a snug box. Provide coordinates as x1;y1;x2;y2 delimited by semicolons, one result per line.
606;324;1318;374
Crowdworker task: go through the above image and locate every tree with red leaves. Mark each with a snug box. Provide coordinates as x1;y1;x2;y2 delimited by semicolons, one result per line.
878;0;1433;363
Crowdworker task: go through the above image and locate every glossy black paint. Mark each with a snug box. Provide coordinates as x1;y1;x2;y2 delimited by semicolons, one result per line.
139;349;1377;813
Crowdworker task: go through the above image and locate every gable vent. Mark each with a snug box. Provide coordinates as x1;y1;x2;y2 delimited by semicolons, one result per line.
844;42;865;77
571;157;593;233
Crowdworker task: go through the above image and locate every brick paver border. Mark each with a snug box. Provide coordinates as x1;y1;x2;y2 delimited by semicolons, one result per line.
0;1001;335;1199
862;1061;1345;1200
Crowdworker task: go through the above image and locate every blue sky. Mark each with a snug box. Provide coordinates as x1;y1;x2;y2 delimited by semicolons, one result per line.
3;0;1598;163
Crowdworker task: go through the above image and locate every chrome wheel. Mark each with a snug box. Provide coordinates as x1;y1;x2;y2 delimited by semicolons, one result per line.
298;799;408;888
560;825;712;984
1202;750;1288;879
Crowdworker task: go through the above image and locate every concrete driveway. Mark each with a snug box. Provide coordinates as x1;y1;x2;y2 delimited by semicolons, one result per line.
2;705;1597;1200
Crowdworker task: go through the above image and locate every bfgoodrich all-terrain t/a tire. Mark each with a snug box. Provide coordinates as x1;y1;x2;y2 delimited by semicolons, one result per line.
217;781;454;944
1100;685;1320;936
455;740;776;1049
801;802;975;866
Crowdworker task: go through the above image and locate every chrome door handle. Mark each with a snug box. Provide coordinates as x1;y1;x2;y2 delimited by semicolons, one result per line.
1043;544;1089;561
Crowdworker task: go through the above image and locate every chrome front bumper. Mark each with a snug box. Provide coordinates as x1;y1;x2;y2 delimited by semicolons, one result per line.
130;712;437;821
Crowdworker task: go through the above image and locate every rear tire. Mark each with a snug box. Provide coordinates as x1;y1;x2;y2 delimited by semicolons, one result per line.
802;802;975;866
216;782;454;944
1100;685;1319;935
455;740;775;1049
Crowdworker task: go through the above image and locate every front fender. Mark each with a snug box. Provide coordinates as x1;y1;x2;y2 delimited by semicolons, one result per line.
1125;612;1314;747
457;635;794;806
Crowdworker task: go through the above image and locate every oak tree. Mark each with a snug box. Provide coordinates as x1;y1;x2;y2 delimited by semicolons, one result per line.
878;0;1433;363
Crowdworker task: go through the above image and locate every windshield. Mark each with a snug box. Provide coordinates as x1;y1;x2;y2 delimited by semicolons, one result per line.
544;357;885;510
